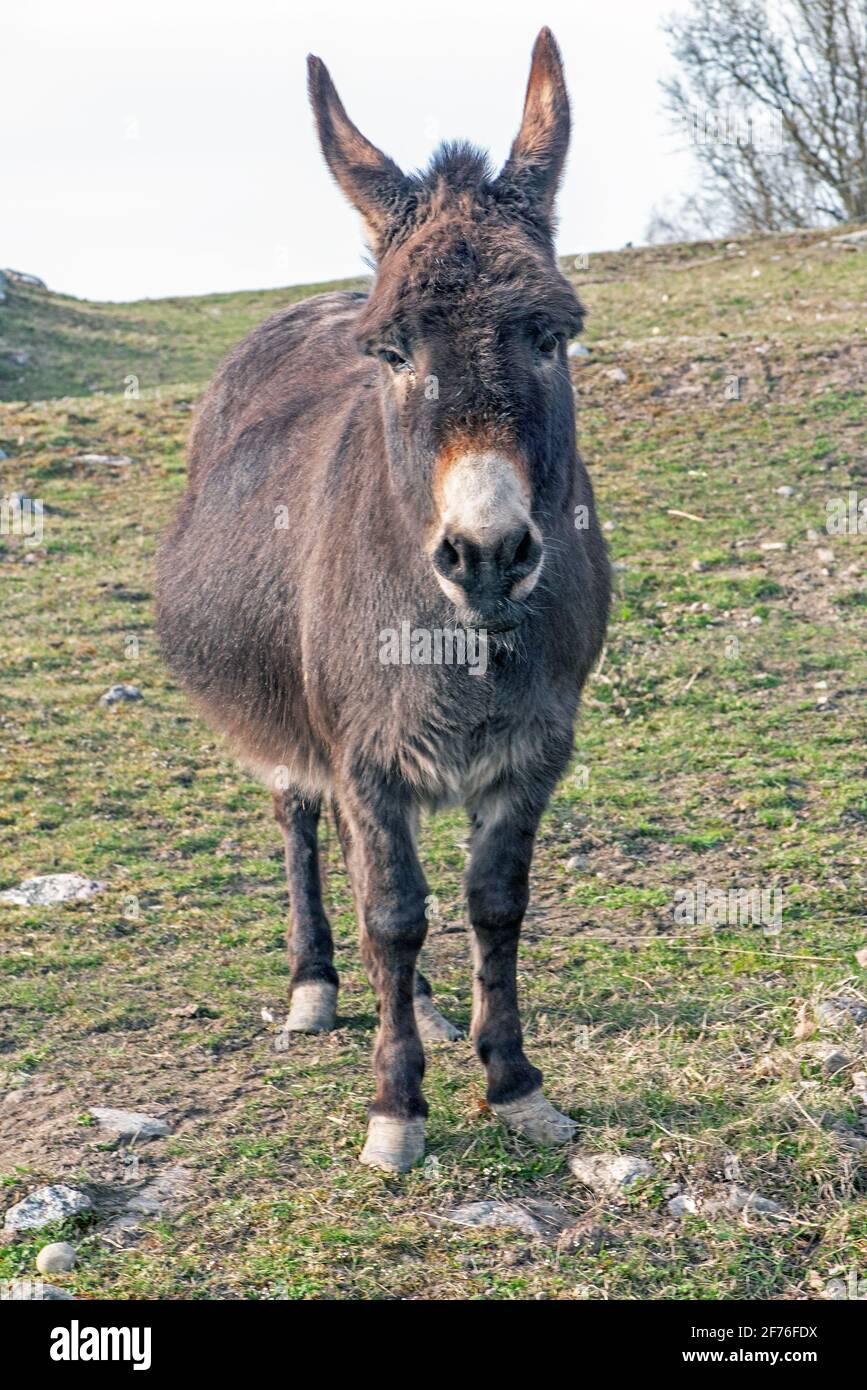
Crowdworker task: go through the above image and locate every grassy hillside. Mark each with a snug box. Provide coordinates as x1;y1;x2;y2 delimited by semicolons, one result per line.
0;275;367;402
1;228;866;1300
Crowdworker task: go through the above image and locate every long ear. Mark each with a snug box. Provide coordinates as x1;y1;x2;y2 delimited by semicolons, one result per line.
496;28;570;223
307;54;411;255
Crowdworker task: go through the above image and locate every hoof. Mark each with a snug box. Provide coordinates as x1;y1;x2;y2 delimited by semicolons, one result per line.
414;994;462;1042
276;982;337;1043
359;1116;425;1173
492;1089;576;1146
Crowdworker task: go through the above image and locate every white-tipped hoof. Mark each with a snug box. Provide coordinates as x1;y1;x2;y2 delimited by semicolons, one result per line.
493;1089;576;1146
360;1116;425;1173
414;994;462;1042
276;982;337;1043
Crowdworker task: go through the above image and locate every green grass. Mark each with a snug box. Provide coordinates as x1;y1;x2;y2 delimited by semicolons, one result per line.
1;226;866;1299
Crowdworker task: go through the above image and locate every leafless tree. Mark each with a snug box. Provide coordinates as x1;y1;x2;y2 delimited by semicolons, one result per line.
658;0;867;237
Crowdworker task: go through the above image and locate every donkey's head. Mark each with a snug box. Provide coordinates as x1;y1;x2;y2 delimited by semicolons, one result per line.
308;29;583;631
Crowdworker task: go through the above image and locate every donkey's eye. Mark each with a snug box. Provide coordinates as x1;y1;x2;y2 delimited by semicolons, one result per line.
536;331;559;356
378;348;412;373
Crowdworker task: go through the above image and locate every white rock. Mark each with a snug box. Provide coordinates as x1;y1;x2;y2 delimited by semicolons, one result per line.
776;485;796;497
668;1194;698;1218
4;1185;92;1233
90;1107;171;1140
0;873;105;906
605;367;628;384
74;453;133;467
569;1151;654;1196
36;1241;76;1273
100;683;142;706
567;342;592;359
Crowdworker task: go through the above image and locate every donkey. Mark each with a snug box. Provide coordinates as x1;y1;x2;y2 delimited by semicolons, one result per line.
156;28;610;1172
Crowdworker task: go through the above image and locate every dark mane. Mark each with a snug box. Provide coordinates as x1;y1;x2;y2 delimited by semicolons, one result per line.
416;141;494;194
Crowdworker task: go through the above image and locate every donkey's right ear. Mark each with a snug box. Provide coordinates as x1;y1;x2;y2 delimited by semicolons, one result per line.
307;55;411;256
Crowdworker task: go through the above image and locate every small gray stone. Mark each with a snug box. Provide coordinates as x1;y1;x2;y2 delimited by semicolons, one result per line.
0;873;105;906
569;1152;654;1196
819;996;867;1027
776;485;796;497
724;1184;784;1216
4;1184;92;1233
36;1241;76;1274
567;341;592;359
100;683;142;706
668;1194;698;1218
90;1107;170;1141
436;1199;572;1240
1;1278;74;1300
818;1046;851;1076
605;367;628;384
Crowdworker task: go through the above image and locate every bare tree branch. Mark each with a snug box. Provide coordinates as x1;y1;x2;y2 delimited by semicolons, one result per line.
657;0;867;238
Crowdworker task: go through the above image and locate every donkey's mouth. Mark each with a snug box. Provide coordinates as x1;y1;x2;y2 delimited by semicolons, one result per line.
454;600;527;634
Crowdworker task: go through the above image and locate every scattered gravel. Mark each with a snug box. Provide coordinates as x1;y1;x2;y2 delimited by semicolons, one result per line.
818;996;867;1027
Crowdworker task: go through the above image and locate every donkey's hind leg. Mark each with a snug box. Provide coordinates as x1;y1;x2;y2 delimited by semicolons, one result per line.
273;788;338;1037
333;799;460;1042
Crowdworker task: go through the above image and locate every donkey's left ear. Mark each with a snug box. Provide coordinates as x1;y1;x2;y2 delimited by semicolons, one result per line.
495;28;570;224
308;54;412;256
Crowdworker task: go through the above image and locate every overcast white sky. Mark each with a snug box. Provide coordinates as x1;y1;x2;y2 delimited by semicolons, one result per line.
3;0;694;302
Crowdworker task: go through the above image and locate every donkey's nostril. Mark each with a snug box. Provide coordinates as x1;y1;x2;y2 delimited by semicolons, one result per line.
510;527;533;568
432;535;463;577
502;525;542;577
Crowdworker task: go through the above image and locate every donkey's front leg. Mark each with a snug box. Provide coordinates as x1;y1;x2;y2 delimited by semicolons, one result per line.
466;791;575;1146
337;772;429;1172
